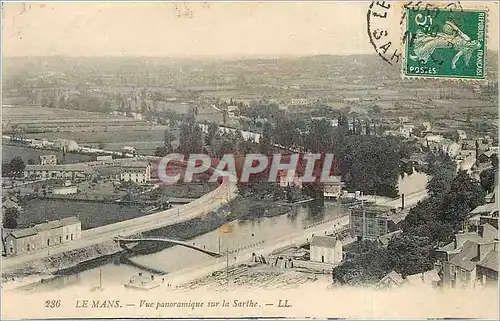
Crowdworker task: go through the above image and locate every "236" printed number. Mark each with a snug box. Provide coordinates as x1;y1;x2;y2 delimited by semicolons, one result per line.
45;300;61;308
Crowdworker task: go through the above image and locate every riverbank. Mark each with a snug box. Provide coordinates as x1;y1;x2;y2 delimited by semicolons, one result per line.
3;195;293;291
2;239;123;291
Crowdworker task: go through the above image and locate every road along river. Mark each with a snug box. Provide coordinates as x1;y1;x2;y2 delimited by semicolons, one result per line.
14;172;429;292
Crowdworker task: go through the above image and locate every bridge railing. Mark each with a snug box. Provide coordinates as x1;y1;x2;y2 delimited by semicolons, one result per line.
83;180;237;238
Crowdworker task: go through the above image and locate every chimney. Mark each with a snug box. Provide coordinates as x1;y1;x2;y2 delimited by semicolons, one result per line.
401;194;405;209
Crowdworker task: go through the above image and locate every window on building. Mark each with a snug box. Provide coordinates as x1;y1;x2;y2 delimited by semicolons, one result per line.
59;237;62;243
10;248;13;253
27;244;30;251
66;235;69;240
47;239;50;246
71;234;73;240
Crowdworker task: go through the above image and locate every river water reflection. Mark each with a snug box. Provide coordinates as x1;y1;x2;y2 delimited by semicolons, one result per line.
25;172;428;292
28;200;346;292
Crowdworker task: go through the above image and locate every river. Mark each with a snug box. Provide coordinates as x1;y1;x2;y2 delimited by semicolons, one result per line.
20;171;429;292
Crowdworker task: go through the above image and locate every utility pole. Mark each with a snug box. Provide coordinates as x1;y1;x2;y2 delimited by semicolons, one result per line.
218;234;221;254
99;269;103;290
225;248;229;284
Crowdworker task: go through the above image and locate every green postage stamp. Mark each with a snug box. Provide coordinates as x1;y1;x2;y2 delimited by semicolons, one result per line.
404;7;487;79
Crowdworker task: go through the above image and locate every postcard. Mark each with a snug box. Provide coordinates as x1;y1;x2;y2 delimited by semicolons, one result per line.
1;1;499;320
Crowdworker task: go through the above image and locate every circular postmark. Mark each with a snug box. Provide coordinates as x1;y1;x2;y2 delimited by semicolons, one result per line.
366;1;404;66
367;1;470;68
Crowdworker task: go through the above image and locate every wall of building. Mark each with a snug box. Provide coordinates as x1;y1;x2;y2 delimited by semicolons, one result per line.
5;222;82;256
310;243;342;264
476;266;498;286
62;223;82;242
53;186;78;195
350;209;389;241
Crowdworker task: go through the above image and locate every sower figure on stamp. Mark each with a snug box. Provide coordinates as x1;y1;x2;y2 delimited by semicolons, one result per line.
410;21;481;69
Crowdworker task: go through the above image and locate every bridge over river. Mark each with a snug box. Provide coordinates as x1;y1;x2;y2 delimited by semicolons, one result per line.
3;164;237;272
115;237;222;257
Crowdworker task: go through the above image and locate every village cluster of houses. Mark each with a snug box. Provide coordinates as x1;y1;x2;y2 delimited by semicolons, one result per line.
2;216;82;256
24;154;152;185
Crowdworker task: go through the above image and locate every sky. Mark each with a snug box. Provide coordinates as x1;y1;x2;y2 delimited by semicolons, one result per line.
2;1;499;57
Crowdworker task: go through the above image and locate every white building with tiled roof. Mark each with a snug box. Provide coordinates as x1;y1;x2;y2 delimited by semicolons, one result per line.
310;235;343;265
4;216;81;256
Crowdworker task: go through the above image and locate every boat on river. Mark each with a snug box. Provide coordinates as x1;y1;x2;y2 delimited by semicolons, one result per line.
124;273;161;290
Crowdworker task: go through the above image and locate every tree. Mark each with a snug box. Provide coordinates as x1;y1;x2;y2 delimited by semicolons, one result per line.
164;130;175;153
177;117;203;154
491;154;498;169
386;235;434;277
480;168;496;194
332;241;390;285
259;122;273;154
9;157;25;177
204;122;220;146
334;136;401;197
3;207;19;228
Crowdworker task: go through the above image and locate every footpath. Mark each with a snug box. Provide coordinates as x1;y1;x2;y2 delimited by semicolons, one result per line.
164;215;350;288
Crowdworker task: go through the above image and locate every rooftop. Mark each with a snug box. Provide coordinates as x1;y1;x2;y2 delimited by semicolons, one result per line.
121;162;151;168
380;270;405;286
34;220;63;231
8;216;80;238
406;269;441;286
477;250;498;272
449;240;478;271
350;204;393;214
310;236;339;249
25;164;88;172
378;230;403;247
471;203;498;215
9;227;38;239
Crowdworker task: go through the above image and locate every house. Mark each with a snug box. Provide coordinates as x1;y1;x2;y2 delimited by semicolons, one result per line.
122;146;138;155
456;149;476;161
424;134;444;143
290;98;309;105
398;116;410;124
3;216;81;256
436;223;498;289
457;129;467;140
52;186;78;195
227;105;239;118
343;97;360;103
377;230;403;247
38;155;57;166
406;269;441;287
4;228;38;256
323;176;345;200
443;141;462;158
476;250;498;287
477;150;498;164
379;271;405;288
422;121;431;132
24;164;88;180
54;139;79;152
310;235;343;265
96;155;113;161
468;203;498;229
399;124;414;138
120;162;151;185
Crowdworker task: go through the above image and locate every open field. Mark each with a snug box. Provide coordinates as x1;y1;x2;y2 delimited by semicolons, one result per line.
19;199;144;230
2;144;93;164
3;106;154;139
